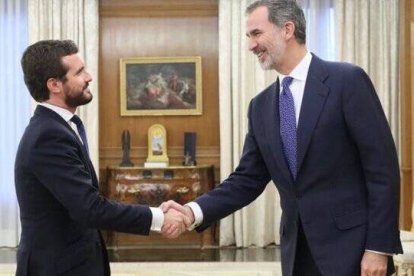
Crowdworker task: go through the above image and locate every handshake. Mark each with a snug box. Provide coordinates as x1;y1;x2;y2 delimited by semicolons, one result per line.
159;200;195;239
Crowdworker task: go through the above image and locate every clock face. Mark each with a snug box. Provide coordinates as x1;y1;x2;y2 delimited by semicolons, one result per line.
153;128;163;138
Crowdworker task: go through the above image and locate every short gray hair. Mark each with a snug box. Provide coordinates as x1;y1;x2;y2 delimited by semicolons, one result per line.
246;0;306;44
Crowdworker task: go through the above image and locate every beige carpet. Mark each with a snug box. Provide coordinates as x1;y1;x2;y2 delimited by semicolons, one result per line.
0;262;281;276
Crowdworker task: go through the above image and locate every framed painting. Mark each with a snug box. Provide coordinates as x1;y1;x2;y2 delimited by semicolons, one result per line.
120;56;202;116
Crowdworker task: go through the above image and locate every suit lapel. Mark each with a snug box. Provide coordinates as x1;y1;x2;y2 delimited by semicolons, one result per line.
35;106;99;188
296;56;329;174
264;80;294;184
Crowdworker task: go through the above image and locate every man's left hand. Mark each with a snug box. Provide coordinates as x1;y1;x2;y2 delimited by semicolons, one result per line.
361;251;388;276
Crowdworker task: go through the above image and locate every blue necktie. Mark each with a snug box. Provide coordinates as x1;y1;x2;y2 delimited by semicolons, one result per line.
279;77;297;178
71;115;89;154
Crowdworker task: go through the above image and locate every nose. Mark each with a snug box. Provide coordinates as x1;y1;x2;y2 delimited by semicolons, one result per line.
247;37;258;52
85;71;92;82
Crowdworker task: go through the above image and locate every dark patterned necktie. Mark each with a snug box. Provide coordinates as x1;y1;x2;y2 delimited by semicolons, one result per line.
71;115;89;154
279;77;297;179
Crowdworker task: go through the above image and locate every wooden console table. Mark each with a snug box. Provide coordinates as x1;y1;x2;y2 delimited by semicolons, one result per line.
102;165;216;248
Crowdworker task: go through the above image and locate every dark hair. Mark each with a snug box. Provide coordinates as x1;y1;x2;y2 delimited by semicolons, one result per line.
246;0;306;44
21;40;79;102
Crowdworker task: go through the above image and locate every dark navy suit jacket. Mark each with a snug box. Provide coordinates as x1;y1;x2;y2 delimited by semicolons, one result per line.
15;105;152;276
194;55;402;275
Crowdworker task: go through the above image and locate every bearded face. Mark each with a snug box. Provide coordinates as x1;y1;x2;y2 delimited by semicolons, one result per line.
255;27;286;71
62;79;92;107
246;6;288;71
60;54;93;108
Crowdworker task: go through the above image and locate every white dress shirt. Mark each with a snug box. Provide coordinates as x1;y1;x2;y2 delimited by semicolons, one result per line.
278;51;312;126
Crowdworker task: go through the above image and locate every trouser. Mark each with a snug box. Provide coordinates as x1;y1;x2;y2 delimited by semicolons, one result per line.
292;220;322;276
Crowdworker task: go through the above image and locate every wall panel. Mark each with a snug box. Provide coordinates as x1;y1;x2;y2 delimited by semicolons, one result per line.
99;1;219;177
401;0;414;230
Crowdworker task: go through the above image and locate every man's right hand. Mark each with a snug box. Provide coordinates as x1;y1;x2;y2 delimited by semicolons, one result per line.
161;207;188;238
159;200;195;238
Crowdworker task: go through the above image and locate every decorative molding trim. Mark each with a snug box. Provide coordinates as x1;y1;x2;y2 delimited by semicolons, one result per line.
100;146;220;167
100;0;218;18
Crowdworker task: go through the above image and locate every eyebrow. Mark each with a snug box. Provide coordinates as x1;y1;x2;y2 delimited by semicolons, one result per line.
74;66;84;75
246;28;259;37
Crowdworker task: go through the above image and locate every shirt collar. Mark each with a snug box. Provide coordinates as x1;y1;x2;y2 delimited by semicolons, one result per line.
278;51;313;84
38;102;75;123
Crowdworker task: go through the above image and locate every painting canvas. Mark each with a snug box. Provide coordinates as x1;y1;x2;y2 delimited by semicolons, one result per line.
120;56;202;116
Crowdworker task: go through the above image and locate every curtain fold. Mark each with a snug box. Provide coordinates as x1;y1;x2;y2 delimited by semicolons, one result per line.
335;0;400;151
218;0;280;247
335;0;402;229
28;0;99;170
0;0;29;247
301;0;335;60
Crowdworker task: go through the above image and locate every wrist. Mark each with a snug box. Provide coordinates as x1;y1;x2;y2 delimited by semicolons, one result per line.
184;205;195;225
184;202;203;231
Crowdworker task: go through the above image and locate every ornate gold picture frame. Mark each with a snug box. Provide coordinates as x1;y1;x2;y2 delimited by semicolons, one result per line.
120;56;202;116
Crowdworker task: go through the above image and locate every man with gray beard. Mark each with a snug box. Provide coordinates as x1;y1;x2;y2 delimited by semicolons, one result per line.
161;1;402;275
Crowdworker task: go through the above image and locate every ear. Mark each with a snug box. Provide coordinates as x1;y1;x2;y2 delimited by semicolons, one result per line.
284;21;296;40
46;78;62;95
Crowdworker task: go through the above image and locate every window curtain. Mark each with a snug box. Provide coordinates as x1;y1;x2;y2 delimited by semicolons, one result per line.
335;0;400;152
218;0;335;247
302;0;335;60
335;0;403;229
0;0;29;247
28;0;99;170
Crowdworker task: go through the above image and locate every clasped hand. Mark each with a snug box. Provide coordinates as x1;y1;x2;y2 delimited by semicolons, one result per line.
159;200;195;238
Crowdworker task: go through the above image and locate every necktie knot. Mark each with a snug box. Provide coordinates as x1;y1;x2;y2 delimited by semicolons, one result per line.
282;76;294;93
71;115;89;154
70;115;83;127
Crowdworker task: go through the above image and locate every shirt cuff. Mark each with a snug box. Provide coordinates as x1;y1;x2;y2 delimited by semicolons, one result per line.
365;249;393;256
185;202;203;231
150;207;164;232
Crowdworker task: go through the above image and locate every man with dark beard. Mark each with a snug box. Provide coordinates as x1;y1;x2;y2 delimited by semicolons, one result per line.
14;40;188;276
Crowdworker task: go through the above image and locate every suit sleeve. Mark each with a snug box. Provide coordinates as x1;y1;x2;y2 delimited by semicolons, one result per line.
195;100;271;231
343;66;402;253
28;131;152;235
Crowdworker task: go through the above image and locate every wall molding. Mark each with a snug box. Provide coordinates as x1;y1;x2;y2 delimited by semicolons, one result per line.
100;146;220;167
400;1;414;230
100;0;218;17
